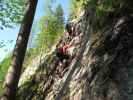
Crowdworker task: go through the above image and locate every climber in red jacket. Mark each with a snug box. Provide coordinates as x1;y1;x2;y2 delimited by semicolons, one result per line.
56;44;71;62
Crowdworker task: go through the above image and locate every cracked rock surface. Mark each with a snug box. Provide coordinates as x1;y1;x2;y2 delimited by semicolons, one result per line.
17;4;133;100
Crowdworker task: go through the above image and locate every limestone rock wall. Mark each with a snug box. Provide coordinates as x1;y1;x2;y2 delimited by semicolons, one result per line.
17;3;133;100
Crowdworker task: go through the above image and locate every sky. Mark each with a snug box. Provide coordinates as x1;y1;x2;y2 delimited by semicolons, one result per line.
0;0;70;62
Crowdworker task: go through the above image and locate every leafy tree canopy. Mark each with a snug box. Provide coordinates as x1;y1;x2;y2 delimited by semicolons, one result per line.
0;0;26;29
0;54;11;93
34;3;64;54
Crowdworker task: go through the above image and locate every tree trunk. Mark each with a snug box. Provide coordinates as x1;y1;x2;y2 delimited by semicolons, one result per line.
1;0;38;100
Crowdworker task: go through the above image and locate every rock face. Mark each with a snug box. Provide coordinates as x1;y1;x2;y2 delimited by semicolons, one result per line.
18;2;133;100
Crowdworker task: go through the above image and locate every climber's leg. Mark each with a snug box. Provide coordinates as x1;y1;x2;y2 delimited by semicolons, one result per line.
56;52;64;62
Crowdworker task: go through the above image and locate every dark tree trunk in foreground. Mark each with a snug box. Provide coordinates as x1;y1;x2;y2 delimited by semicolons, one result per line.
1;0;38;100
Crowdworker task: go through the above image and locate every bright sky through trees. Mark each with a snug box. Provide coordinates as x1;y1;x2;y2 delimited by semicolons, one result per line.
0;0;70;62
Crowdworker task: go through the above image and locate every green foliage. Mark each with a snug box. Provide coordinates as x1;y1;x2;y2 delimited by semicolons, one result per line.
87;0;116;18
34;4;64;54
69;0;92;19
69;0;83;19
0;0;26;29
69;0;122;19
0;55;11;94
22;3;64;68
69;0;122;29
